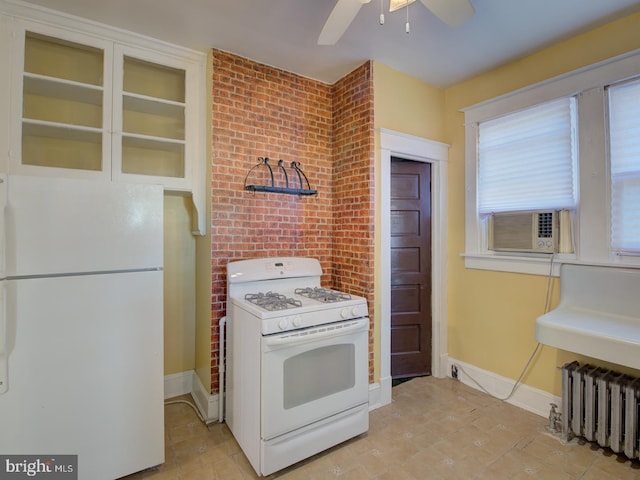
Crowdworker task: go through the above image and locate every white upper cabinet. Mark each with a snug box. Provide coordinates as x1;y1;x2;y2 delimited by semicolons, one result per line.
0;2;207;234
112;46;192;188
16;27;111;178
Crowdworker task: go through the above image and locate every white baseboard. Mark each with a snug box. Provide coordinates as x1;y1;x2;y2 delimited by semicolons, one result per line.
164;371;193;399
164;370;219;423
368;376;392;411
191;372;219;423
446;357;561;418
368;383;381;410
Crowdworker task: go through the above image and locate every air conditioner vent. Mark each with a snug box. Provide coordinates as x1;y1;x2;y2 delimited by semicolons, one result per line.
489;210;558;253
538;212;554;238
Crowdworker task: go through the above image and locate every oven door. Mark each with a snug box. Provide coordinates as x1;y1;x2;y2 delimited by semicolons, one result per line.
261;317;369;440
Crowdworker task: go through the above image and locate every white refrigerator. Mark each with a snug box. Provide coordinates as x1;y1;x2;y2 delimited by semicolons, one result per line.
0;175;165;479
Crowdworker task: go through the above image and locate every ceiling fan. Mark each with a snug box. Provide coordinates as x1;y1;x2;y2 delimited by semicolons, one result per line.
318;0;474;45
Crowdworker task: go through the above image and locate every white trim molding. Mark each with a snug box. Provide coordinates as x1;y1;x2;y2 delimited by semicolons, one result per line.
462;48;640;274
164;370;219;423
378;128;449;407
367;382;383;411
191;372;219;423
447;357;561;419
164;371;194;399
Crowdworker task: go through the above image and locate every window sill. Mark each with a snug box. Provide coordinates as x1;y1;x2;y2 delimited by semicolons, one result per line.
462;252;570;276
463;252;640;276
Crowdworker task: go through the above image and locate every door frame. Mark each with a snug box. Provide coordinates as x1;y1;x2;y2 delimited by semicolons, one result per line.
378;129;449;406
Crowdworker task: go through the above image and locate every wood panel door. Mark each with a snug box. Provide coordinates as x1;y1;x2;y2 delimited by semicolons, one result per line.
390;158;432;379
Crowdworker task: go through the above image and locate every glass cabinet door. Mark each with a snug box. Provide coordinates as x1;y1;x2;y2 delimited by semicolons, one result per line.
20;30;108;173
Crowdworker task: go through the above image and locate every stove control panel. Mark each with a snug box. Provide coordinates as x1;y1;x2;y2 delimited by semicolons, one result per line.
277;316;302;330
279;315;306;330
262;301;369;335
265;260;293;276
341;305;365;319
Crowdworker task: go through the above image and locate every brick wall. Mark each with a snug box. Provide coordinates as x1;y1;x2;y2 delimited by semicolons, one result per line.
331;63;375;381
210;50;374;392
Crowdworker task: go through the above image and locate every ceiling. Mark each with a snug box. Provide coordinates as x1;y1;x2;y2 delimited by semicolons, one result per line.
20;0;640;88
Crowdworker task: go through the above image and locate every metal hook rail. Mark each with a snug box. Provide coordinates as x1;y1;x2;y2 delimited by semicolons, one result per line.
244;157;317;196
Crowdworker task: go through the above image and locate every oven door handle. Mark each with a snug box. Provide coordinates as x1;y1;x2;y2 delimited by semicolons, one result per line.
263;318;369;348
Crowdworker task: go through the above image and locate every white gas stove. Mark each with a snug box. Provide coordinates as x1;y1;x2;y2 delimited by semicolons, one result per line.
225;257;370;476
227;257;368;334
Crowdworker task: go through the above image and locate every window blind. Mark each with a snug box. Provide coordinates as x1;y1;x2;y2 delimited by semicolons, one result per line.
609;79;640;254
477;97;577;215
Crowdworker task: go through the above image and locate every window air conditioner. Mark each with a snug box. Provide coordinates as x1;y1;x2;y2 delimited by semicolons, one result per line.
488;210;558;253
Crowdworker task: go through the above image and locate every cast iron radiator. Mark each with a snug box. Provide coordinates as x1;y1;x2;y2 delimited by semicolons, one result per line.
561;361;640;459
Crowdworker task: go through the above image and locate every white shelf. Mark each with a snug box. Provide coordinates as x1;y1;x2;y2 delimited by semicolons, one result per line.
121;133;185;179
122;92;185;141
122;132;185;151
23;119;103;142
123;92;184;117
24;72;103;106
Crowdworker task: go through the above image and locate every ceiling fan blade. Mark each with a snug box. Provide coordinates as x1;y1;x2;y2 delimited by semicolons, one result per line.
419;0;474;28
318;0;369;45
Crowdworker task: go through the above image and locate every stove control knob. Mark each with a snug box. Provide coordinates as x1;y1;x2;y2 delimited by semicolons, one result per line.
278;318;289;330
292;316;301;328
351;306;362;317
340;308;349;319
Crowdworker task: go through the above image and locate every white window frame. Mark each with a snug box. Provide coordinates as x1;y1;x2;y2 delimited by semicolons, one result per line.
608;78;640;255
463;49;640;275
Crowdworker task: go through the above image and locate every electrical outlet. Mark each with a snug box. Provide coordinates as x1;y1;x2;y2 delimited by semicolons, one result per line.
451;365;458;379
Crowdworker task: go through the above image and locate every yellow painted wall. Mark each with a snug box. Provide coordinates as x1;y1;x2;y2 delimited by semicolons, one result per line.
444;11;640;396
163;193;196;375
372;62;445;382
374;62;445;141
193;50;215;392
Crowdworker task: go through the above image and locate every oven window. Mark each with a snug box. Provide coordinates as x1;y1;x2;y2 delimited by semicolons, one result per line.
283;344;355;409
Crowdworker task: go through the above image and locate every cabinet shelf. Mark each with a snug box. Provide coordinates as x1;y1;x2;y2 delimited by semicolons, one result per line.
24;31;103;86
123;92;184;116
22;121;102;171
122;93;185;140
122;132;185;150
23;74;103;129
24;73;103;105
122;134;185;178
123;55;185;103
23;119;103;142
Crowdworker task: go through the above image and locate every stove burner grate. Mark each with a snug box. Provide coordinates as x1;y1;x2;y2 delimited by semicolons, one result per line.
244;291;302;311
294;287;352;303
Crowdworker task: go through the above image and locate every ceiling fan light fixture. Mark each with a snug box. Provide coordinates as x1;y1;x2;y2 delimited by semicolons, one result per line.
318;0;473;46
389;0;417;13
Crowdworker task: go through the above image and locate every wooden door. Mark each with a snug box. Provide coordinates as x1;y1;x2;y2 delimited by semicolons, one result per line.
390;158;432;379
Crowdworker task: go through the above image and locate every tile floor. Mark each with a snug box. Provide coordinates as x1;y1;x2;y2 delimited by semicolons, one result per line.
124;377;640;479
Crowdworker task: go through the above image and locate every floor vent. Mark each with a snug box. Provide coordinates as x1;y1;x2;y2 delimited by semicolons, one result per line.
561;361;640;459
